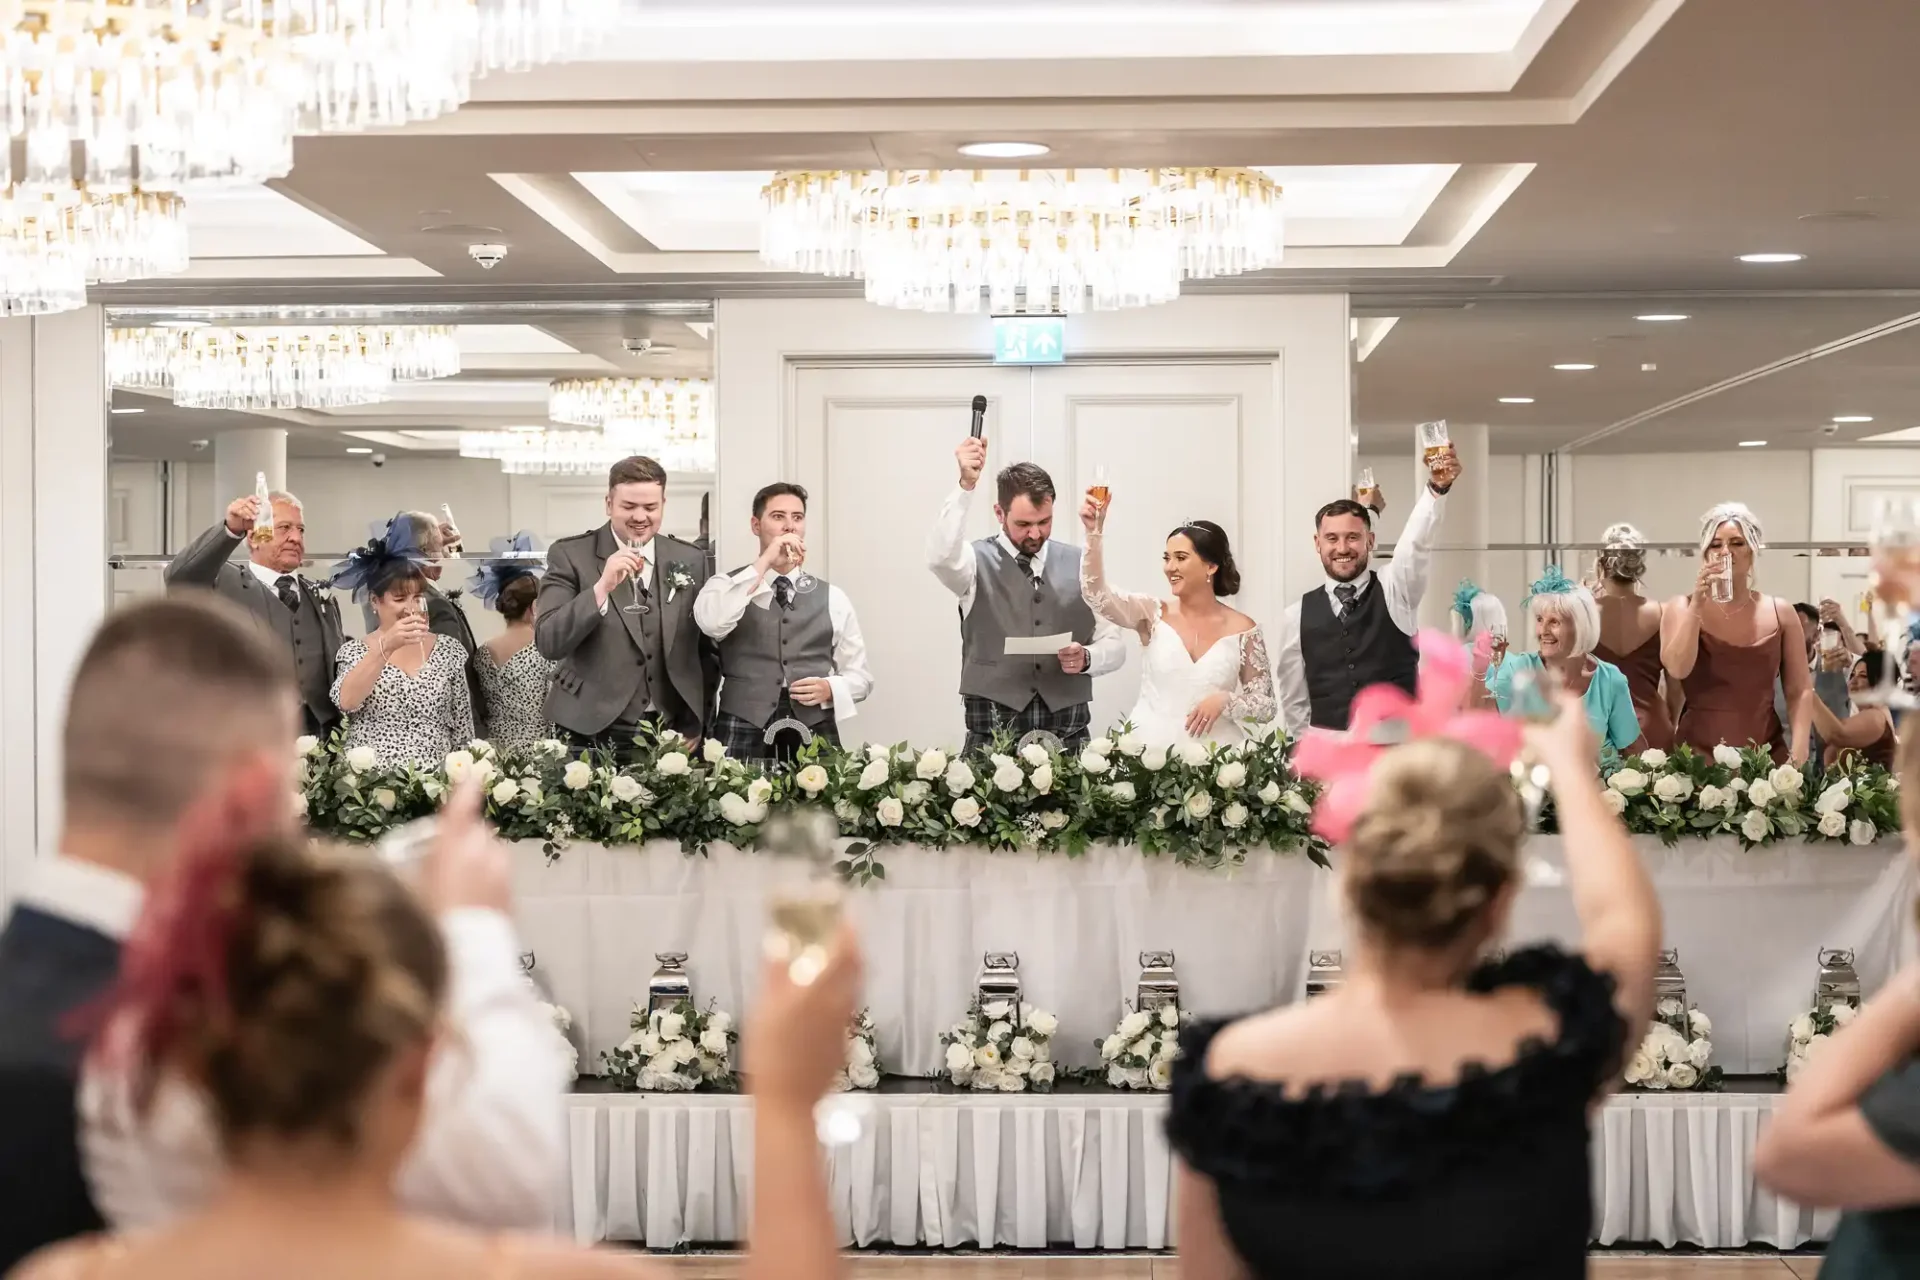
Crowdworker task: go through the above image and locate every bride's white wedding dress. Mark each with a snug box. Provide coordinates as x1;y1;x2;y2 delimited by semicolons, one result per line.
1081;534;1277;746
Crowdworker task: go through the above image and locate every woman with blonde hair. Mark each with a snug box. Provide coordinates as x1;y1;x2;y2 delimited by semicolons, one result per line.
1661;502;1811;763
1486;568;1646;761
1590;523;1675;750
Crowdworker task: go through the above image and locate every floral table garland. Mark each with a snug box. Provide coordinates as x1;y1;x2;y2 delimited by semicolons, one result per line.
1597;744;1896;848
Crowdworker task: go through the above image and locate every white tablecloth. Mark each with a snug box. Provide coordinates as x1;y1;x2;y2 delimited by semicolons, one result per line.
556;1088;1835;1250
513;837;1913;1077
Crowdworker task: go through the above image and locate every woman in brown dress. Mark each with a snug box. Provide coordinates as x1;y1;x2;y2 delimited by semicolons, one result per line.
1590;524;1675;750
1661;502;1811;764
1798;651;1898;770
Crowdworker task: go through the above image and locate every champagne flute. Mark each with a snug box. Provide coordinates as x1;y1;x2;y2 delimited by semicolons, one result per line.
1089;464;1111;512
791;538;817;595
248;471;274;547
1856;494;1920;707
1354;466;1378;508
618;536;650;615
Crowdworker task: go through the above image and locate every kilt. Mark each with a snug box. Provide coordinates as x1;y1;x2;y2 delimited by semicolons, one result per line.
712;710;840;761
960;694;1091;755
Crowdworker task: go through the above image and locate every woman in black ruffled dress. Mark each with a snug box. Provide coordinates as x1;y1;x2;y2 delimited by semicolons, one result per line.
1168;698;1660;1279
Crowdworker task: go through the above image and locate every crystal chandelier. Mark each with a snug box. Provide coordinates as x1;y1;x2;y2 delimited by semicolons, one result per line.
0;190;187;316
761;168;1286;314
548;376;715;471
107;325;461;410
460;428;629;476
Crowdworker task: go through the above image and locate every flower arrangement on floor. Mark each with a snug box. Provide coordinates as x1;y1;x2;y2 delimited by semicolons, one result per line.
1623;1005;1720;1092
1784;1000;1858;1083
940;1000;1058;1093
1596;745;1896;848
1097;1001;1189;1091
542;998;578;1079
835;1009;882;1092
600;1001;738;1092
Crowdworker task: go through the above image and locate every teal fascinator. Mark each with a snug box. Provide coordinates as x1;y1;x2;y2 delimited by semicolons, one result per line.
1452;579;1483;633
1525;564;1578;603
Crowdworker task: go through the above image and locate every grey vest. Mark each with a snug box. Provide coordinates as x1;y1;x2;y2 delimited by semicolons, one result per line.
959;539;1097;713
265;579;333;718
717;571;836;729
619;589;671;725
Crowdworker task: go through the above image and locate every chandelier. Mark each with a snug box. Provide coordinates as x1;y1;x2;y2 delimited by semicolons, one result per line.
107;325;462;410
0;190;187;317
547;376;715;471
460;428;629;476
761;168;1286;314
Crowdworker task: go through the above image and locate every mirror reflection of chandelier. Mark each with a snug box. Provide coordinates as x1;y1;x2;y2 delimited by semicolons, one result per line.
547;377;716;471
0;192;188;317
460;428;630;476
761;168;1286;314
106;325;462;410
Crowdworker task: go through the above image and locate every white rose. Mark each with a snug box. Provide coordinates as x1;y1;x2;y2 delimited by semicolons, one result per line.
1184;792;1213;821
1215;761;1247;790
983;1001;1010;1019
1657;998;1683;1019
1746;779;1776;808
1696;784;1724;812
1141;745;1169;772
708;1011;732;1034
1157;1037;1179;1062
1106;781;1137;804
747;777;774;805
987;1021;1012;1044
1078;748;1110;776
1790;1013;1815;1044
1020;743;1049;768
1119;1010;1151;1039
944;761;976;794
1770;765;1805;794
974;1043;1001;1069
537;738;567;758
1815;782;1852;814
1026;1010;1057;1037
1652;774;1693;803
1148;1058;1174;1090
371;787;397;811
1039;809;1068;831
945;1042;975;1075
876;797;904;827
795;764;830;795
1101;1033;1126;1060
916;749;948;780
1607;769;1647;796
657;1012;685;1040
1011;1036;1036;1061
1601;789;1628;816
1087;736;1114;758
1130;1036;1155;1062
1713;744;1744;769
656;751;691;777
857;758;890;790
345;745;379;773
490;779;520;806
833;799;860;825
700;1028;729;1056
1256;779;1282;805
563;760;593;791
1851;819;1878;846
951;796;983;827
1160;1004;1180;1029
1666;1062;1699;1090
1731;777;1749;792
1638;748;1668;768
1688;1009;1713;1038
1175;740;1209;767
295;735;319;757
1115;732;1145;758
1687;1037;1713;1068
704;738;727;764
607;774;643;804
1150;805;1169;829
1031;763;1054;794
995;1071;1025;1093
992;760;1025;792
637;1032;664;1059
1221;801;1249;830
1282;789;1313;816
1107;1066;1129;1089
1029;1062;1055;1087
848;1037;875;1068
1740;809;1771;842
1818;810;1847;838
1124;1067;1149;1090
868;742;891;763
468;739;494;758
901;780;931;806
717;792;754;826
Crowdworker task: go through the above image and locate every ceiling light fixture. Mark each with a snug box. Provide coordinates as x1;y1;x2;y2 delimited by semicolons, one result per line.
0;190;189;317
957;142;1051;159
109;407;144;415
460;427;636;476
1635;313;1690;322
107;325;461;410
761;167;1284;313
1833;415;1875;423
1552;363;1597;371
547;377;715;471
1739;440;1767;447
1739;252;1805;264
1498;397;1534;404
346;447;374;454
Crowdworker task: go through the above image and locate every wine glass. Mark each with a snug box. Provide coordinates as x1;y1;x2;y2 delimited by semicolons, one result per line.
618;537;650;615
791;539;817;595
760;809;871;1146
1505;663;1560;825
1355;466;1377;508
1855;494;1920;708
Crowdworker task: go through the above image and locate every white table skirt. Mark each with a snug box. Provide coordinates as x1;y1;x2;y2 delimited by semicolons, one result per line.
513;837;1914;1077
556;1088;1835;1250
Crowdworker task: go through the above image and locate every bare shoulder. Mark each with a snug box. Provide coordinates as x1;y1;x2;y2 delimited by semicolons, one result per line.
11;1237;105;1280
1225;607;1259;636
1203;1001;1335;1084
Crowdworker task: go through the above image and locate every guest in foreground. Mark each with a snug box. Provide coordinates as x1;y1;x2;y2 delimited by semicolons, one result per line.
164;490;345;738
1169;640;1660;1279
1077;491;1274;745
1756;734;1920;1277
1590;524;1675;751
1276;446;1460;736
927;437;1126;751
1794;651;1898;770
695;482;873;759
329;521;475;767
471;532;555;752
1662;502;1810;763
537;456;718;757
0;597;297;1272
18;805;859;1280
1487;568;1646;760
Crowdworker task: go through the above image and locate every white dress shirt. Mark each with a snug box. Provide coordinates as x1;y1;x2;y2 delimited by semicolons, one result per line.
596;535;655;616
68;862;571;1231
924;484;1128;676
1276;484;1449;738
246;559;299;594
693;565;874;731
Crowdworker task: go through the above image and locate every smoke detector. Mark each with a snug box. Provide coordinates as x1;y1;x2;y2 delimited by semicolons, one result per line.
467;242;508;269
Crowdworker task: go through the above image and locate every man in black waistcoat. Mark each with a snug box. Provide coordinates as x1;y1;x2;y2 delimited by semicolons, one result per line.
0;597;297;1271
1276;446;1461;735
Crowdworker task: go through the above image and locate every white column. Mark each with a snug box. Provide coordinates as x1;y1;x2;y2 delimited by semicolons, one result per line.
0;306;108;907
213;427;288;517
1417;420;1490;631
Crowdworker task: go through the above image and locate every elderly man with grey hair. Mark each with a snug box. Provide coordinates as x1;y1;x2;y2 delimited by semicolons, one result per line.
164;489;345;737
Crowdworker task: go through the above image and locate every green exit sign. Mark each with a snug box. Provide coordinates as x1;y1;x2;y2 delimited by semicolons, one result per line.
993;315;1066;364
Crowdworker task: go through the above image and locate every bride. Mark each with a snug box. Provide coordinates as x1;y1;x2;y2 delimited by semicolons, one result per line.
1079;490;1276;745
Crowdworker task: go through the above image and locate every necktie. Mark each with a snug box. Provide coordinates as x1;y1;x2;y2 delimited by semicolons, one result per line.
773;576;794;610
1016;552;1035;579
1333;583;1357;618
275;575;301;612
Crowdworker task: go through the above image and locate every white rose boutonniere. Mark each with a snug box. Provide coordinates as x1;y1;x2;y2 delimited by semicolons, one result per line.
665;565;695;601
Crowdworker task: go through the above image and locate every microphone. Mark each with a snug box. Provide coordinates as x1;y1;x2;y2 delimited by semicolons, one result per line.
969;394;987;439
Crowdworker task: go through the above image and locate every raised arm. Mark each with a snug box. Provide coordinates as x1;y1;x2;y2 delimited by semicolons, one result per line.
331;639;383;714
1077;492;1158;639
927;439;988;608
1803;687;1889;751
1225;625;1277;725
165;510;249;588
1377;482;1447;626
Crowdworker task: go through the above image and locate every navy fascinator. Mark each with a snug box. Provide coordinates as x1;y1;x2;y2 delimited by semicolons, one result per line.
329;512;432;601
468;531;547;609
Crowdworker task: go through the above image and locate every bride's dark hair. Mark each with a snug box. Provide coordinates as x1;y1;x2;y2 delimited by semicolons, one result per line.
1167;520;1241;597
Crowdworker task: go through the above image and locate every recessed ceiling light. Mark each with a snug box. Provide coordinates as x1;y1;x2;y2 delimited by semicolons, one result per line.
1833;415;1874;423
109;407;144;415
1552;363;1596;371
1738;440;1767;447
1739;252;1805;264
958;141;1050;159
345;447;373;454
1635;313;1690;322
1498;397;1534;404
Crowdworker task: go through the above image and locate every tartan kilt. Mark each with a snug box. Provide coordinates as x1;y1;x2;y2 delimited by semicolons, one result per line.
961;694;1091;754
712;710;839;760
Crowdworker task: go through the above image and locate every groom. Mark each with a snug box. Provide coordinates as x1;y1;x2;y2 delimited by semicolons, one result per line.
536;455;718;754
927;437;1126;752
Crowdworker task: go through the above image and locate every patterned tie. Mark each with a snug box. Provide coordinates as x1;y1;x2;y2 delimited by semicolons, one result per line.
275;574;301;612
773;575;794;610
1016;551;1035;579
1333;583;1357;618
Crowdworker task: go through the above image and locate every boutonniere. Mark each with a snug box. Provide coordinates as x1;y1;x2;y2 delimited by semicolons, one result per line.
666;566;695;602
444;588;464;602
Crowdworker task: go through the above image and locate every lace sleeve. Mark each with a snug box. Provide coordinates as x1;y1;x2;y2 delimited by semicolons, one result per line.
1079;532;1159;639
1226;625;1277;724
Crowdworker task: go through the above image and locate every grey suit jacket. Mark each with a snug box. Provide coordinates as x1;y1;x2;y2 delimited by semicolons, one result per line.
534;525;718;738
163;521;346;724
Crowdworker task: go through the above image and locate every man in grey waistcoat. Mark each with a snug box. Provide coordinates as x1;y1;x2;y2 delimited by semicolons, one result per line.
164;490;345;739
694;482;873;760
536;455;718;758
928;439;1126;753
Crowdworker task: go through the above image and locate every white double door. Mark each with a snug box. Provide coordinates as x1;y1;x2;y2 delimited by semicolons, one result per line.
790;361;1279;749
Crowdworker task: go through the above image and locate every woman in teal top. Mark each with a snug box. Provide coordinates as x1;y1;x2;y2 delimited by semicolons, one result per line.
1486;567;1647;760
